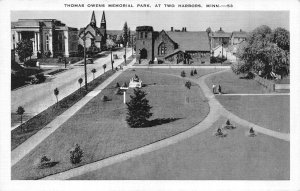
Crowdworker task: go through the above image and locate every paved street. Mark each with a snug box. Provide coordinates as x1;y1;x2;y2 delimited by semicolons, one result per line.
11;48;133;129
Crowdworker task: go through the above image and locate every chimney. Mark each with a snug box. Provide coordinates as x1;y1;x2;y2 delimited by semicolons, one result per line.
240;29;242;32
171;27;173;31
220;27;222;31
185;27;187;32
182;27;184;32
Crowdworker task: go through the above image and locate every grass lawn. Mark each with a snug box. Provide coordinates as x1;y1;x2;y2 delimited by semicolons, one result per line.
71;117;289;180
206;70;269;94
216;95;290;133
12;69;209;180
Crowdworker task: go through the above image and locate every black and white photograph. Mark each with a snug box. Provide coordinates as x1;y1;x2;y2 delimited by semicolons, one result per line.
1;0;300;190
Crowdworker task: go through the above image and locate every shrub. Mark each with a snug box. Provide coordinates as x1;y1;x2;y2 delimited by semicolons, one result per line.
181;71;186;77
190;70;194;76
44;51;52;58
194;69;197;74
226;120;231;126
115;82;120;88
40;155;51;163
122;82;128;87
101;95;109;102
35;73;46;83
70;144;83;164
223;60;232;65
24;59;37;67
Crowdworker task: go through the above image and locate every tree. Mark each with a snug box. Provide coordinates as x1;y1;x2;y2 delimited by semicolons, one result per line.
91;68;97;80
16;106;25;125
16;39;33;62
185;81;192;103
206;27;212;34
106;39;116;70
122;22;129;47
190;70;194;76
54;88;59;105
70;144;84;164
126;88;152;128
78;78;83;89
116;34;124;46
181;71;186;77
102;64;107;73
128;27;131;47
234;25;290;78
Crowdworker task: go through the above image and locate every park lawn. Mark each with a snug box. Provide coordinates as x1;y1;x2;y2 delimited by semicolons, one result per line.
12;69;209;180
205;70;269;94
216;95;290;133
71;117;289;180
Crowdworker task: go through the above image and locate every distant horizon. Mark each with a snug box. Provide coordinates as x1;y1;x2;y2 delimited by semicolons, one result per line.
11;11;289;32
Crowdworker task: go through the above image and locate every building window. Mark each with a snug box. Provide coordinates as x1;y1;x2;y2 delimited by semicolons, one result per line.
140;32;143;39
145;32;147;39
158;42;167;55
46;35;49;51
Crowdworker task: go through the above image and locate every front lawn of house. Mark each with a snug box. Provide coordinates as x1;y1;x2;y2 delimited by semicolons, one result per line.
12;69;209;180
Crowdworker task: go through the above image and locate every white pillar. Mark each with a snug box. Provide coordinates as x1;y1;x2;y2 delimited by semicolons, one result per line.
123;91;126;104
49;30;53;56
37;32;40;52
64;30;69;57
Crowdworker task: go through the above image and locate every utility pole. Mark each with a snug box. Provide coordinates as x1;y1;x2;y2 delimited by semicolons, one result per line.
131;35;134;57
124;42;127;65
83;37;88;91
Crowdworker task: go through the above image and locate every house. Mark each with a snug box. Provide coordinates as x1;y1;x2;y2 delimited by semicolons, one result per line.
135;26;211;64
210;27;231;49
11;19;78;57
231;29;247;45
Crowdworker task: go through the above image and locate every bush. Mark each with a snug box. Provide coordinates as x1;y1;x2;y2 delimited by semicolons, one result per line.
70;144;83;164
226;120;231;126
44;51;52;58
24;59;37;67
210;56;226;64
101;95;109;102
194;69;197;74
122;82;128;87
115;82;120;88
223;60;232;65
181;71;186;77
40;155;51;163
35;73;46;83
190;70;194;76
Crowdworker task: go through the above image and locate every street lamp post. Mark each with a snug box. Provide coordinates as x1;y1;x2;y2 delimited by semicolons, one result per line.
124;42;127;65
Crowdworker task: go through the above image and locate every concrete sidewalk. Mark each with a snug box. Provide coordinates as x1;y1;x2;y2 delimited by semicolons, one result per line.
11;59;136;167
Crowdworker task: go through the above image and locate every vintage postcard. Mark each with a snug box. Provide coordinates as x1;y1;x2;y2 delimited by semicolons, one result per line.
1;0;300;190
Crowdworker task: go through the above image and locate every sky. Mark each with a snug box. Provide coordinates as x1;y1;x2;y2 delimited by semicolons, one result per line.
11;11;289;32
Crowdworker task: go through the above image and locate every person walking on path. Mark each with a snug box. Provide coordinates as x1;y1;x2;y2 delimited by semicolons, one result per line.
212;84;216;94
218;85;222;94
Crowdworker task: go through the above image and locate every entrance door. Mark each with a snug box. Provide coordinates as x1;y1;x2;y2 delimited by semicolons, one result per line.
140;48;147;59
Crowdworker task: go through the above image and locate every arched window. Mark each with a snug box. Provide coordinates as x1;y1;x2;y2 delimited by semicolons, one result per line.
158;42;167;55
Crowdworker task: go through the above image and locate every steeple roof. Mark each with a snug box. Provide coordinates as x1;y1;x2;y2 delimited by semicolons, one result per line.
90;11;96;25
101;11;106;23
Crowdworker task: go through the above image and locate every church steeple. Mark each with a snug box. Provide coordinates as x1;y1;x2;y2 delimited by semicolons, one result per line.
90;11;96;27
101;11;106;25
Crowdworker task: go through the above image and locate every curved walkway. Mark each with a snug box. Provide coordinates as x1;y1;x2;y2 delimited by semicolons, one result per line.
42;68;289;180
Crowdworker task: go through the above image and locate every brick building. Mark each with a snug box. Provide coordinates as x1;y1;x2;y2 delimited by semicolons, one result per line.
135;26;211;64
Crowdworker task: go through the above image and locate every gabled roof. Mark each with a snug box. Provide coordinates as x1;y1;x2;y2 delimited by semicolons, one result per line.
166;31;210;51
212;32;231;38
231;31;248;38
164;49;185;59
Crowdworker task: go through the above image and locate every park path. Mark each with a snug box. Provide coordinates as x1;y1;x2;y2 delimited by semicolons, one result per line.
41;68;289;180
11;59;136;167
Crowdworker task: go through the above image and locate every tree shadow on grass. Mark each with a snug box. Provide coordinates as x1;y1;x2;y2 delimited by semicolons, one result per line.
145;117;181;128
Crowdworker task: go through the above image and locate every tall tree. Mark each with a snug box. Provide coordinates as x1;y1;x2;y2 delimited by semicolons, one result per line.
234;25;289;78
106;39;116;70
16;39;33;62
122;22;129;47
126;88;152;128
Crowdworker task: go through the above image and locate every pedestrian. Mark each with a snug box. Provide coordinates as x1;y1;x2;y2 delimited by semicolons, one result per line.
218;85;222;94
212;84;216;94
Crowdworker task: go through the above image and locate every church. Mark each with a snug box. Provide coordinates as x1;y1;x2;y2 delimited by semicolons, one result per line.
78;11;107;52
135;26;211;64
